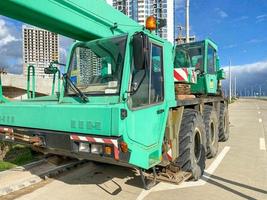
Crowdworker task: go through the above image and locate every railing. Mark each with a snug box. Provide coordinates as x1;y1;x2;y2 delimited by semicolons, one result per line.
51;68;61;96
27;65;36;99
0;69;8;103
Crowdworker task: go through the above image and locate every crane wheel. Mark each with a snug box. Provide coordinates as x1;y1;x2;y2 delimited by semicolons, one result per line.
219;103;230;142
174;109;206;181
204;105;219;159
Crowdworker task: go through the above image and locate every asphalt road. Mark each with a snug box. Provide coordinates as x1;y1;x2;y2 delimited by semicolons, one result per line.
2;99;267;200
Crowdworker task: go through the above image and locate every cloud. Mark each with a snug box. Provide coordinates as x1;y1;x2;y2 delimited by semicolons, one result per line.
233;16;248;22
215;8;228;18
256;14;267;23
0;19;18;47
0;16;76;75
223;60;267;73
0;40;23;74
219;11;228;18
246;38;265;44
0;17;22;74
223;44;237;49
59;36;74;64
222;60;267;95
256;14;267;19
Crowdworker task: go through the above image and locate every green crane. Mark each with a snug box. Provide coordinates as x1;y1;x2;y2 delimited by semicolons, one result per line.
0;0;229;189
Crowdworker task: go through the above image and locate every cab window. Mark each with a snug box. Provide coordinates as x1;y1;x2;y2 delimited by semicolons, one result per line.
174;43;204;72
130;43;164;108
207;45;216;74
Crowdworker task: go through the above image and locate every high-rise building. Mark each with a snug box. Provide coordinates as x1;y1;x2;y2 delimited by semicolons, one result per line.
22;25;59;78
107;0;174;43
78;48;102;83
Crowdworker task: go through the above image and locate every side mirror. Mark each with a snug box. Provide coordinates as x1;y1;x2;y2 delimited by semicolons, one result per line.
195;68;201;75
44;66;58;74
133;32;150;70
216;57;220;71
131;70;146;92
157;19;167;29
44;61;66;74
217;68;226;80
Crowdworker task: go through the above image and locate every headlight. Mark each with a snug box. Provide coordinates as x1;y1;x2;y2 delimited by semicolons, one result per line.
91;144;103;154
79;142;90;153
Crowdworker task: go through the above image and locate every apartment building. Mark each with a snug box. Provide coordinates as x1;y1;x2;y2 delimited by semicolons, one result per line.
22;25;59;78
108;0;174;43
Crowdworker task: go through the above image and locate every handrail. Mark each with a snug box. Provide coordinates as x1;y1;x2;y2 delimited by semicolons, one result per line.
0;70;8;103
27;65;35;99
51;69;61;95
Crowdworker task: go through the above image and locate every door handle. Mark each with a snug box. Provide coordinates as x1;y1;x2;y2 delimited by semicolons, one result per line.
157;109;164;114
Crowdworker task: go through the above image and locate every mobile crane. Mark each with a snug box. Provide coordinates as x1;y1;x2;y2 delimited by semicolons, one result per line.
0;0;229;189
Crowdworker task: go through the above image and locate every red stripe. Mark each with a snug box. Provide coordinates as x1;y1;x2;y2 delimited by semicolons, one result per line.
183;68;188;76
192;72;196;82
174;70;185;81
86;136;96;143
0;128;13;133
103;139;119;160
166;153;172;161
114;146;119;160
103;138;112;144
70;135;80;141
70;135;120;160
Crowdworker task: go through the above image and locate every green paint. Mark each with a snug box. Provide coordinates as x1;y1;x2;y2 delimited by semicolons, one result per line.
27;65;35;99
0;1;224;170
51;68;61;95
175;39;224;94
0;74;8;103
0;0;141;41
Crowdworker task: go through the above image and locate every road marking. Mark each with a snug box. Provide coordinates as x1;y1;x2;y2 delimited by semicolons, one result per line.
136;146;230;200
259;118;262;123
204;146;230;175
259;138;266;150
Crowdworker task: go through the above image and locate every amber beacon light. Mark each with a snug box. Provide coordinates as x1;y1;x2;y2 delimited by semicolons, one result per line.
146;16;157;31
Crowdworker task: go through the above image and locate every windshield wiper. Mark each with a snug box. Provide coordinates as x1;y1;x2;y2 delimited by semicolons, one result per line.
63;74;89;103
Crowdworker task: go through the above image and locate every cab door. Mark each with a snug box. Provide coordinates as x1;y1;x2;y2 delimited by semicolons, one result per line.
126;41;166;147
205;44;218;94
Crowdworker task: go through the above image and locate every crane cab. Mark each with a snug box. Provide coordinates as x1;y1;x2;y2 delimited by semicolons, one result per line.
174;39;225;95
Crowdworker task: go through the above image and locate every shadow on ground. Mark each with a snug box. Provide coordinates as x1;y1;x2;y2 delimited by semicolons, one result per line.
51;162;143;195
203;172;267;200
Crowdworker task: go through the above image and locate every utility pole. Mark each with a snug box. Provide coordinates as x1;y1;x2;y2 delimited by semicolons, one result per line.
260;85;262;96
229;60;231;101
185;0;190;43
234;76;237;97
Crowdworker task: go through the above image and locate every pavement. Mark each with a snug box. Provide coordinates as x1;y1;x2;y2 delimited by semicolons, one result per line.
1;99;267;200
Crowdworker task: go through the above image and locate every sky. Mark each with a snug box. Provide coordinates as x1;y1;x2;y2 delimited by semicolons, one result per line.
1;0;267;94
173;0;267;95
175;0;267;66
0;16;73;74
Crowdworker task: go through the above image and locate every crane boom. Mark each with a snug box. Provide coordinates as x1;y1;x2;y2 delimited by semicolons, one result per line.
0;0;141;41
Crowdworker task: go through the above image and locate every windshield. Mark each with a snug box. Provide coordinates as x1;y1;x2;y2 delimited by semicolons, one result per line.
174;42;204;72
67;35;127;95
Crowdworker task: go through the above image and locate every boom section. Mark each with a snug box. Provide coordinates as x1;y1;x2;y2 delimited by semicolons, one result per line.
0;0;141;41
